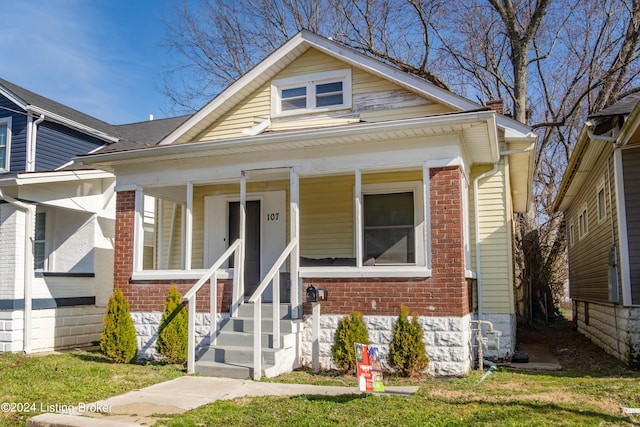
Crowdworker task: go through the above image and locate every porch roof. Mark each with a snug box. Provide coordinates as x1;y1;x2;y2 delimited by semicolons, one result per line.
78;110;500;168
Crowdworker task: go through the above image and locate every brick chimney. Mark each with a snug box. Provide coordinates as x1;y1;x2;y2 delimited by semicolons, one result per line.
486;99;504;115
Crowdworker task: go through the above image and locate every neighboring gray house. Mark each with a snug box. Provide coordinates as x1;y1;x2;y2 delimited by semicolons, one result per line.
554;93;640;368
0;78;189;354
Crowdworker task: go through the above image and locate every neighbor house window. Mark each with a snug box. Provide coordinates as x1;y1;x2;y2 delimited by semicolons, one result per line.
34;211;47;270
0;117;12;171
578;205;588;239
597;178;607;223
569;222;575;247
271;69;351;116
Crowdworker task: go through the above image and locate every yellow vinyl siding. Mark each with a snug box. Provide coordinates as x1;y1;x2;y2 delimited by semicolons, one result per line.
362;170;422;184
300;175;354;258
361;104;452;122
469;162;514;314
193;48;454;141
158;200;183;269
194;84;271;142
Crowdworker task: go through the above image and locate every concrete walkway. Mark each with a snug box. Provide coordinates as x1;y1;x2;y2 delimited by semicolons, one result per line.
27;376;420;427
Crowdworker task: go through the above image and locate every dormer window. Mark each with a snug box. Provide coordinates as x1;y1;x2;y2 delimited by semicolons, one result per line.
272;69;351;117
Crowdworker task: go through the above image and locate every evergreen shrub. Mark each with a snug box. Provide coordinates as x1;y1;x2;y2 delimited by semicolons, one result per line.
156;285;188;365
100;289;138;363
388;305;429;377
331;312;369;373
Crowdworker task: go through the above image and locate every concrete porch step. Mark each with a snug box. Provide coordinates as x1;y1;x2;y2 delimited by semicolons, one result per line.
215;330;296;348
195;360;253;379
219;317;295;334
199;345;283;365
235;302;293;319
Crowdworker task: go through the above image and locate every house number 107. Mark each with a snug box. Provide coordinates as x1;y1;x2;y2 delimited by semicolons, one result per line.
267;212;279;221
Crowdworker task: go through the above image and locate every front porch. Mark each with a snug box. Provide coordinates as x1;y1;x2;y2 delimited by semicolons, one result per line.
114;162;475;377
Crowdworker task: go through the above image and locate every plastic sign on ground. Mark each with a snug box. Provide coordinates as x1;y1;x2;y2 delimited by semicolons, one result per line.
354;343;385;392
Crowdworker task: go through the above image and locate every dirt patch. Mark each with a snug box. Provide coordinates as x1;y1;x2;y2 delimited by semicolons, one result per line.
517;318;635;376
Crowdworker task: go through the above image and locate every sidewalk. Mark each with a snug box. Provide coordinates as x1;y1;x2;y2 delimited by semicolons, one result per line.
27;376;420;427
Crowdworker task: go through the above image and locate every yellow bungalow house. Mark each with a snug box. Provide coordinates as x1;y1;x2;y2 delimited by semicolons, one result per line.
80;31;535;378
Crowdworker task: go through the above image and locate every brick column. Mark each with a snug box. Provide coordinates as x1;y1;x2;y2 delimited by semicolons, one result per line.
114;191;135;299
429;166;469;316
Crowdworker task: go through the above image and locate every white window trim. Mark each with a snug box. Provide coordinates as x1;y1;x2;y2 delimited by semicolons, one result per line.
34;208;52;272
578;204;588;240
596;177;607;224
360;180;426;267
0;116;12;172
568;220;574;248
271;69;352;117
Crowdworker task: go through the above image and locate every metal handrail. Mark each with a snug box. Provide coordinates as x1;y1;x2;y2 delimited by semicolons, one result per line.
247;238;297;380
183;239;242;374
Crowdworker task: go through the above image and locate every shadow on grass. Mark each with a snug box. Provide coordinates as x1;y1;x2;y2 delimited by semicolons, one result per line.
66;349;186;372
299;394;369;404
438;395;639;426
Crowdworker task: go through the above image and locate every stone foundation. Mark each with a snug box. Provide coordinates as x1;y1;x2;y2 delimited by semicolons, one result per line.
300;314;473;376
575;300;640;367
132;311;219;360
473;313;516;360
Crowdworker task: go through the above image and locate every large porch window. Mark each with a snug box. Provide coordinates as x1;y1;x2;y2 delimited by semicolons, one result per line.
363;192;415;264
140;194;185;271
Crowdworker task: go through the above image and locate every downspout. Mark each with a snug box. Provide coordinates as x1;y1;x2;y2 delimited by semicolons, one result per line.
473;141;535;318
26;114;45;172
0;189;35;354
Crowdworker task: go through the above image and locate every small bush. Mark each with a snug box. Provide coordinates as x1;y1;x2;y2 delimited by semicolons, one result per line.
100;289;138;363
331;312;369;373
156;285;188;365
388;305;429;377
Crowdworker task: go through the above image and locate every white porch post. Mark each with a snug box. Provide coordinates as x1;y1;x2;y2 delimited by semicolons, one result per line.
185;182;193;270
133;188;144;272
355;169;363;267
156;199;164;269
237;172;247;310
290;168;300;318
423;164;431;269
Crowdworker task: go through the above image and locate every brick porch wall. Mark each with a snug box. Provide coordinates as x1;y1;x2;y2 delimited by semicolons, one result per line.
114;166;468;316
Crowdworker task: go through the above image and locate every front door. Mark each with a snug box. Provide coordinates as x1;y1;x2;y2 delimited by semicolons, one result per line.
204;191;286;304
228;200;261;298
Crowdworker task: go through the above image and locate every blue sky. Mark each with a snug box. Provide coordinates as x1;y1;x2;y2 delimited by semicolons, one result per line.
0;1;179;124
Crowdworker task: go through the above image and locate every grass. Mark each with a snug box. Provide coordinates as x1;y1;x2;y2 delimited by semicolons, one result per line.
0;349;184;426
2;325;640;427
151;368;640;427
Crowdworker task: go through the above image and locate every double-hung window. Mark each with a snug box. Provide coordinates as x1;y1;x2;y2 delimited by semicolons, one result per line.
361;182;425;266
0;117;12;172
272;69;351;116
34;211;47;270
364;192;415;264
578;205;588;239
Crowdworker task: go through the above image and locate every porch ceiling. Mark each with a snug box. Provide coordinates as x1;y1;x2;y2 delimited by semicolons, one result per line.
80;111;500;169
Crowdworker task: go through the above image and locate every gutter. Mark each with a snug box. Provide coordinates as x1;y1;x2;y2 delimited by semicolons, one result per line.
474;141;535;318
0;189;35;354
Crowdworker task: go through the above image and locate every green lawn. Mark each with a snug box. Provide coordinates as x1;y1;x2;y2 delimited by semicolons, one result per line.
153;369;640;427
0;350;183;426
1;345;639;427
